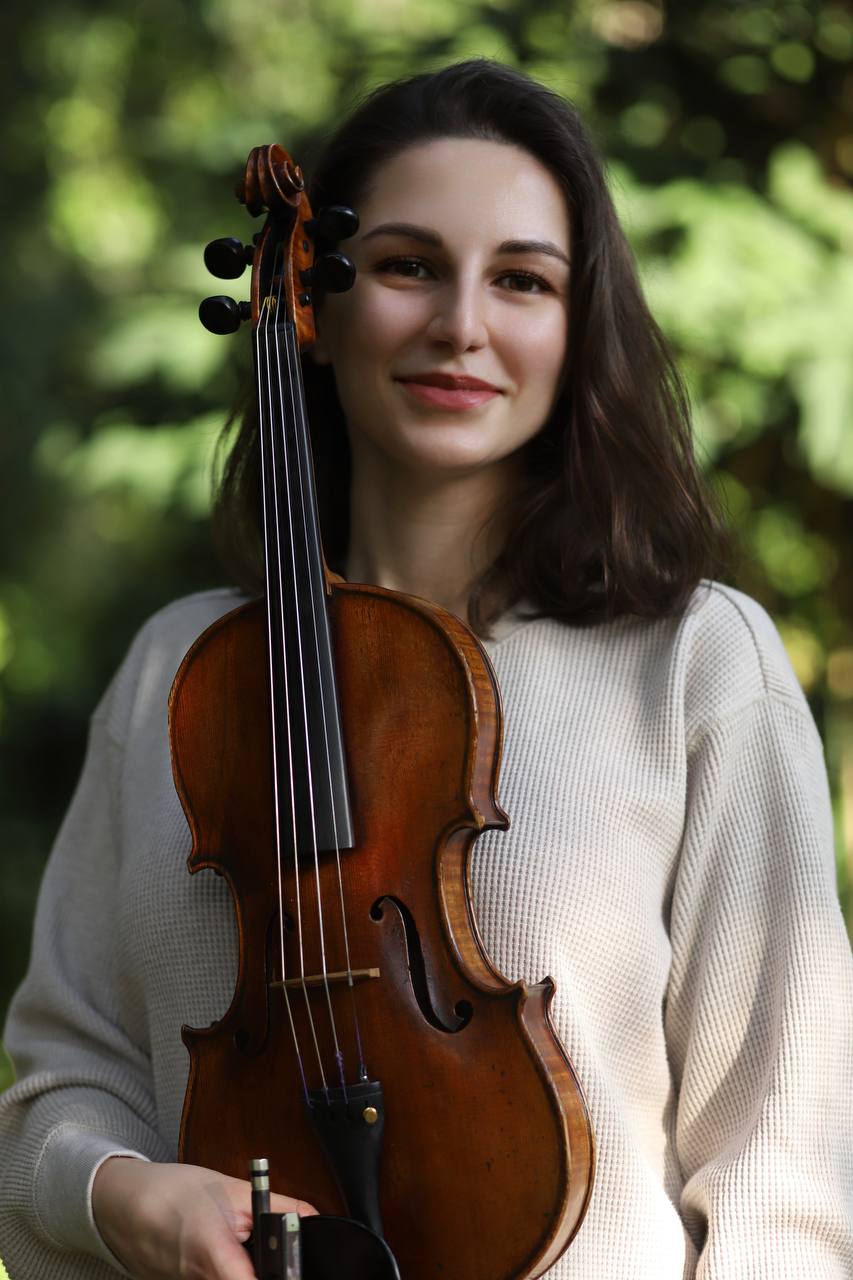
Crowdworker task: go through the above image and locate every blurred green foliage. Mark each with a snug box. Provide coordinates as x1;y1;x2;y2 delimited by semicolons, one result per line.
1;0;851;1044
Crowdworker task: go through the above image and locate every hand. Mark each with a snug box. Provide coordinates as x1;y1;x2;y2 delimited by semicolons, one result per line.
92;1156;317;1280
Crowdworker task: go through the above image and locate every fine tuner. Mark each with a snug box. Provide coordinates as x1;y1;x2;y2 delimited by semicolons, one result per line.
200;203;359;336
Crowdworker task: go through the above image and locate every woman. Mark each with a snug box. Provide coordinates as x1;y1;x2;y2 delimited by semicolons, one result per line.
1;60;851;1280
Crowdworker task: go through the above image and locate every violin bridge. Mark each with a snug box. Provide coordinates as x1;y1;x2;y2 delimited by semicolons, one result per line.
270;967;380;991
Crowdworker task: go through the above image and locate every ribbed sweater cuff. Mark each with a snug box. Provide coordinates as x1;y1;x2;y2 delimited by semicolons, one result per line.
34;1125;149;1275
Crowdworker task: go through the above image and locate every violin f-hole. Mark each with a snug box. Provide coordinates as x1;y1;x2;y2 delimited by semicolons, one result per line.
370;896;473;1034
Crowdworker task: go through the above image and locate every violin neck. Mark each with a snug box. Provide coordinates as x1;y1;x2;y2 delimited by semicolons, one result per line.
255;319;354;860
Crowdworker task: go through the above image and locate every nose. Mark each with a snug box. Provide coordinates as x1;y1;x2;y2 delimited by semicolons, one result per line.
425;277;488;354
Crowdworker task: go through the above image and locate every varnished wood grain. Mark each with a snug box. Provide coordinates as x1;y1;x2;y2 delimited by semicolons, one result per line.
169;584;594;1279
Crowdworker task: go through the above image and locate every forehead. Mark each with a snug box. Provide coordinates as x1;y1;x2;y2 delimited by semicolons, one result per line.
357;137;570;247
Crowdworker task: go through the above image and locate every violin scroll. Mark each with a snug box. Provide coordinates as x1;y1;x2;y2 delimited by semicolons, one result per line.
239;143;305;218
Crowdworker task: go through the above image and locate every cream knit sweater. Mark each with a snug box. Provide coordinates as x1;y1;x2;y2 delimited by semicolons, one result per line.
1;583;851;1279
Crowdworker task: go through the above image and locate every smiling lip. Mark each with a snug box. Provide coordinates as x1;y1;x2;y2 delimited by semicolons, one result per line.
395;371;501;409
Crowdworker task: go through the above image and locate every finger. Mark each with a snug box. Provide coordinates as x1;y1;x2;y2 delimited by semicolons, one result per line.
192;1227;257;1280
268;1192;319;1217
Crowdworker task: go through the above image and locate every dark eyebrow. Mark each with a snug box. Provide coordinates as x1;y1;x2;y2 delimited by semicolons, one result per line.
361;222;442;246
361;223;570;267
497;238;570;268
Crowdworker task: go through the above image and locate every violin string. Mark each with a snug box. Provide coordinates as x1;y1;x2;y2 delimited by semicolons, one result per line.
256;285;311;1106
283;322;368;1082
275;322;347;1095
284;320;366;1080
263;298;328;1097
269;255;347;1092
261;258;329;1095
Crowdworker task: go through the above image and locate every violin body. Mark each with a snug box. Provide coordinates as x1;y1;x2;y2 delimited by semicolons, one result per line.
170;583;594;1279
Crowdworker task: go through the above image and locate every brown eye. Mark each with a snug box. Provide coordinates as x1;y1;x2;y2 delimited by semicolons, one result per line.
499;271;550;294
377;257;432;279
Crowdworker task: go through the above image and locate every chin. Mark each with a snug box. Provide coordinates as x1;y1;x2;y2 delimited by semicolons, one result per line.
405;450;508;481
390;428;494;465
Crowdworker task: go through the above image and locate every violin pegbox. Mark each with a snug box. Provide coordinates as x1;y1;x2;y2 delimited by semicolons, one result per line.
198;145;359;349
203;236;253;280
302;204;359;297
305;205;360;251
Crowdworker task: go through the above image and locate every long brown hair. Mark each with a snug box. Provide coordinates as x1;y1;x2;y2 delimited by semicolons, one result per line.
215;59;730;632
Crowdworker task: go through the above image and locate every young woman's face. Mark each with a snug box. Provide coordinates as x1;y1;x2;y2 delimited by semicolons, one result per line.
312;137;571;483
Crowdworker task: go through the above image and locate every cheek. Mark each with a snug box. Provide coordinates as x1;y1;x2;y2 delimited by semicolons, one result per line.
508;308;568;401
328;284;424;372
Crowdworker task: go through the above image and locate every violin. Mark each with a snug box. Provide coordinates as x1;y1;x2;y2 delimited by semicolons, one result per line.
168;144;594;1279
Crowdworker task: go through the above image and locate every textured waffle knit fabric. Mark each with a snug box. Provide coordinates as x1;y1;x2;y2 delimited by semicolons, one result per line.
1;583;851;1279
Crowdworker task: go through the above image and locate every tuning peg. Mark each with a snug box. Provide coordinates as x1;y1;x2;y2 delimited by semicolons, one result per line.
301;252;357;294
204;237;253;279
199;296;251;334
304;206;359;244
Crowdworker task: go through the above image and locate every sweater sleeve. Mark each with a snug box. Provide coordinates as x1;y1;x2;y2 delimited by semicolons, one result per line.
665;687;853;1278
0;688;171;1278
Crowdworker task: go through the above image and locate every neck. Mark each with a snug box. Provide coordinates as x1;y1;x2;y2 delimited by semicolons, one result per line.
345;443;518;623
